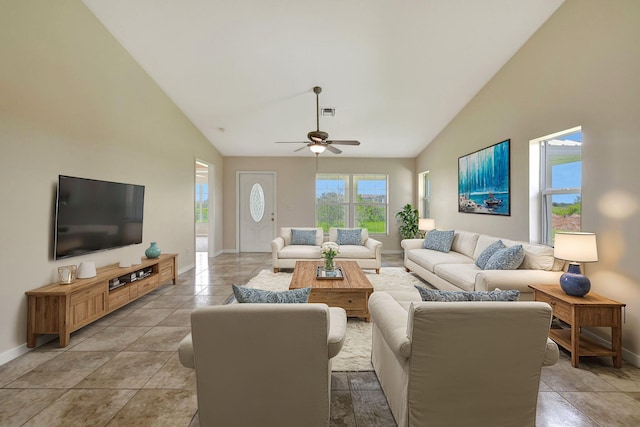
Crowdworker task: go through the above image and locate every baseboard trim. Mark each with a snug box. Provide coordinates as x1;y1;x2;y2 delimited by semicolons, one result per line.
0;335;57;366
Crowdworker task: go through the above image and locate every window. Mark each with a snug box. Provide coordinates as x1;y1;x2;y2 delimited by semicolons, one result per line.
195;183;209;223
534;128;582;245
418;171;431;218
316;174;388;234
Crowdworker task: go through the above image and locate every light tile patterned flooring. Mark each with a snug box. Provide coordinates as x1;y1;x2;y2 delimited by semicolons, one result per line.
1;253;640;426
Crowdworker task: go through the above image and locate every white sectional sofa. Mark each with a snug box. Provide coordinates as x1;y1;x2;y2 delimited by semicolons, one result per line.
402;230;565;300
271;227;382;273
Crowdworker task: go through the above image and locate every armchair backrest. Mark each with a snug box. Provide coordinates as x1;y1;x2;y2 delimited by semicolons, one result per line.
190;303;332;427
279;227;324;246
406;301;553;427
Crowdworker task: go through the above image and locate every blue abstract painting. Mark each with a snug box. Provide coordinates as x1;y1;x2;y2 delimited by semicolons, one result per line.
458;139;510;216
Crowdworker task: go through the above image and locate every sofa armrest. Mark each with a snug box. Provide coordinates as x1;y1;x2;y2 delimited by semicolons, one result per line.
271;237;285;269
401;239;424;251
271;236;285;252
474;270;563;293
369;292;412;358
178;333;194;369
543;337;559;366
364;237;382;254
328;307;347;359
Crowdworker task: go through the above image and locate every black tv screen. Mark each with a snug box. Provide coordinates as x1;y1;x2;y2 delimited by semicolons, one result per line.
54;175;145;260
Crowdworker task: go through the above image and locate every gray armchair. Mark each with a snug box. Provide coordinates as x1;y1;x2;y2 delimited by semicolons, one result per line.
369;291;559;427
178;303;347;427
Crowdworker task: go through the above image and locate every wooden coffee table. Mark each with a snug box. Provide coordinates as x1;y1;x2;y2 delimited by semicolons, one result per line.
289;260;374;321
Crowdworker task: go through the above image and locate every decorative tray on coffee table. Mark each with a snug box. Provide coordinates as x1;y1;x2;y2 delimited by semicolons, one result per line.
316;266;344;280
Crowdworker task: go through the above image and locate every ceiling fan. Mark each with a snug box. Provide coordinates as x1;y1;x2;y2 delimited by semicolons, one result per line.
276;86;361;155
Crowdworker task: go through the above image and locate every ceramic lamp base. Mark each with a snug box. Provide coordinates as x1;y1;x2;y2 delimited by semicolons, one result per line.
560;263;591;297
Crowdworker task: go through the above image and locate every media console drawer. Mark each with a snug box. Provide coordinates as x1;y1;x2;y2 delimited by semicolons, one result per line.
26;254;178;348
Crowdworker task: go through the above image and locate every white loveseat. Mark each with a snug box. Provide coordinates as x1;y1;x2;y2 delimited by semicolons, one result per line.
271;227;382;273
402;230;565;300
369;290;559;427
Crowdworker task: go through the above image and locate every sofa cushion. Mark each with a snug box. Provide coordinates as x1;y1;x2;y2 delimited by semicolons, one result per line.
336;228;362;245
423;229;455;252
335;244;374;259
232;285;312;303
329;227;369;244
280;227;323;246
475;240;506;269
519;242;557;271
291;229;318;245
451;231;480;259
414;286;520;302
278;245;321;259
472;235;503;260
432;263;479;291
484;245;525;270
408;249;475;273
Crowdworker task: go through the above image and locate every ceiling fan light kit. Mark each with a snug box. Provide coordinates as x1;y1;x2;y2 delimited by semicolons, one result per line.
275;85;361;155
309;143;326;154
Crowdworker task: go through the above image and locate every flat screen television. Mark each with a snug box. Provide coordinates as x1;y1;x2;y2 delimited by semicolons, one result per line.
54;175;145;260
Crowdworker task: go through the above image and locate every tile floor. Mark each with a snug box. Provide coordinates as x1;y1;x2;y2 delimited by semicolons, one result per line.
1;253;640;426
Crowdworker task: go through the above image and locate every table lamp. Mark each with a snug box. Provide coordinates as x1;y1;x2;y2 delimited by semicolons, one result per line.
553;232;598;297
418;218;436;236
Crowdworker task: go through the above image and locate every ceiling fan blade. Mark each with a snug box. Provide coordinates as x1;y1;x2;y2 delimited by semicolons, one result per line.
327;140;361;145
326;144;342;154
275;141;308;144
294;145;309;152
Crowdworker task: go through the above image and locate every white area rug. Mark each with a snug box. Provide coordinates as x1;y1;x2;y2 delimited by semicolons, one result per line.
242;267;424;371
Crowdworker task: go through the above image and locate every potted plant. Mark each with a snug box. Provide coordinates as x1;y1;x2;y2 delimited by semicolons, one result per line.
395;203;420;239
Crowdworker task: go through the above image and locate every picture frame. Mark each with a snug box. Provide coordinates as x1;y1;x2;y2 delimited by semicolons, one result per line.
458;139;510;216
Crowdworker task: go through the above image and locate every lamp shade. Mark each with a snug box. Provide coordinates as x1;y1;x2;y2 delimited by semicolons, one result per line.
554;232;598;263
418;218;436;231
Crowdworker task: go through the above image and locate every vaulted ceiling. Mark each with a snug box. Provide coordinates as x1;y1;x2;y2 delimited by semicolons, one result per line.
83;0;564;158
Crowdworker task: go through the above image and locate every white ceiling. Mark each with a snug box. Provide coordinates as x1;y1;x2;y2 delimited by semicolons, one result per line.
83;0;564;158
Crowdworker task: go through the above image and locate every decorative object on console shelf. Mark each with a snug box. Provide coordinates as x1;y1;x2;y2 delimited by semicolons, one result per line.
57;265;77;284
76;261;96;278
418;218;435;237
145;242;161;259
554;232;598;297
320;242;339;272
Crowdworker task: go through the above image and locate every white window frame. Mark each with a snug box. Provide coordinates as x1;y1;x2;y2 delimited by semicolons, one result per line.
316;173;388;235
529;126;582;245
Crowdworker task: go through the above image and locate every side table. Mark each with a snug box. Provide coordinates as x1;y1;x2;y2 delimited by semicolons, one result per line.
529;284;625;368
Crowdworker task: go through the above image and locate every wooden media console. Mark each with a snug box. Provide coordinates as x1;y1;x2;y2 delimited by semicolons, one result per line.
26;254;178;348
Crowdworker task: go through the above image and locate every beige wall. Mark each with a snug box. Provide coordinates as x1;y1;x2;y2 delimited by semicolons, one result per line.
0;1;223;359
417;0;640;362
223;157;415;251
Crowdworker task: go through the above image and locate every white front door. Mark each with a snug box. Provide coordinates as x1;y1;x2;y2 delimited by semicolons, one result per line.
238;172;276;252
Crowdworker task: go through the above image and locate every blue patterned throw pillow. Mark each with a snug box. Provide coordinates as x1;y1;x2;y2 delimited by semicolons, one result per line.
290;229;317;246
422;229;455;253
475;240;506;269
336;228;362;245
484;245;525;270
414;286;519;301
232;285;312;303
